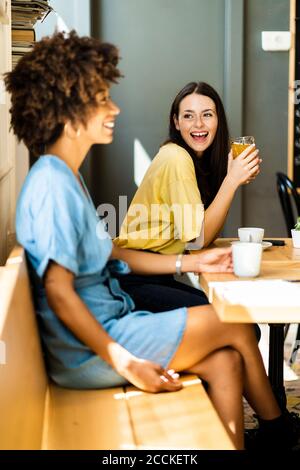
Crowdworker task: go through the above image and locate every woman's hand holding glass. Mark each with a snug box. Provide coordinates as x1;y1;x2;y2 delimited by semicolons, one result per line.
227;144;261;187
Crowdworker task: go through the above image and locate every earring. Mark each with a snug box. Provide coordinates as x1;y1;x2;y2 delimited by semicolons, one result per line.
64;123;80;138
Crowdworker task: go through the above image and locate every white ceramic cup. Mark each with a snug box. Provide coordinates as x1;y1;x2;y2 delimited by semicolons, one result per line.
232;241;263;277
238;227;264;243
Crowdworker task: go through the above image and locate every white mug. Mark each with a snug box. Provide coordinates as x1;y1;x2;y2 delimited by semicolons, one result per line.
232;241;263;277
238;227;264;243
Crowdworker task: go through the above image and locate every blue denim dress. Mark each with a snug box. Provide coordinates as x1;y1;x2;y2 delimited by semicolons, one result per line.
16;156;187;389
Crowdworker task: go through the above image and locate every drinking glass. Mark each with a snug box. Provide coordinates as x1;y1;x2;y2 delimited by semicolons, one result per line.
231;136;255;159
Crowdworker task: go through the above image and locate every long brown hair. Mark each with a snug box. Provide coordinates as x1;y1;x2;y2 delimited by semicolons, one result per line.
165;82;230;207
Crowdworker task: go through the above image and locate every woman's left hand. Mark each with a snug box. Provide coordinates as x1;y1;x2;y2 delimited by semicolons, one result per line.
185;247;233;273
226;147;262;187
243;165;261;185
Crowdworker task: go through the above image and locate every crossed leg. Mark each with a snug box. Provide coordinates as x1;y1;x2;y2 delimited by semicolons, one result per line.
186;347;244;449
169;305;281;449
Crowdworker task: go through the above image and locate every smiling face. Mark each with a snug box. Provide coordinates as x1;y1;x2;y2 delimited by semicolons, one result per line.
174;93;218;157
83;87;120;145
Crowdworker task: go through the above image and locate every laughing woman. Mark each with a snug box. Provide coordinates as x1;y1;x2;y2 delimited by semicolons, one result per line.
115;82;261;316
5;32;296;450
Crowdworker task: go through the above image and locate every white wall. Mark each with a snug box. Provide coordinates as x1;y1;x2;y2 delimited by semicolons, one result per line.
16;0;90;200
15;2;91;204
32;1;92;187
35;0;90;38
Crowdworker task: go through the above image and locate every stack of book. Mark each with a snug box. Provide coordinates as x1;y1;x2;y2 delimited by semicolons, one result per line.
11;0;52;67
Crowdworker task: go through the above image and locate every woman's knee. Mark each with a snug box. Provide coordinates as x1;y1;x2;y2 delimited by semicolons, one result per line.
232;323;258;348
213;347;243;375
198;347;243;382
186;305;256;347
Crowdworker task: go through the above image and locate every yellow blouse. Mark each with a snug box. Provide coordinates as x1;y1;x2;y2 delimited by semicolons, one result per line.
115;143;204;254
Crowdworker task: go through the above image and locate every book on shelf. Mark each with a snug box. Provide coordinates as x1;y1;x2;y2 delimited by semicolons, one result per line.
11;0;53;67
11;0;53;13
12;0;52;7
12;45;32;55
11;1;52;26
12;28;36;42
11;1;53;27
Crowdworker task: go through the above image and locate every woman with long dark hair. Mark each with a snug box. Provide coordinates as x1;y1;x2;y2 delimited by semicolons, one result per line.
115;82;261;313
168;81;232;212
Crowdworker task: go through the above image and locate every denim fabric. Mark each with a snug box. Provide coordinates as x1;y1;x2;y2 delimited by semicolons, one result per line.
118;273;261;342
16;156;187;388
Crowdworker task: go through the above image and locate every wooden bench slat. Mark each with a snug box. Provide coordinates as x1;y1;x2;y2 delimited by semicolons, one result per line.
125;375;235;450
44;385;135;450
0;259;48;450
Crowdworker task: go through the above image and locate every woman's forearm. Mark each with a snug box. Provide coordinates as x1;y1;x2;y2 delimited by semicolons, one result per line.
112;243;177;274
203;147;261;246
203;175;238;246
112;244;198;275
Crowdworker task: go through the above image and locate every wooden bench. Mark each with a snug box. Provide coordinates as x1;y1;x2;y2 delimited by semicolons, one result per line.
0;247;235;450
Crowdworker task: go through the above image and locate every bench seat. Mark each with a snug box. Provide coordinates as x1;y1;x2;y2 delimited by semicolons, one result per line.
0;247;235;450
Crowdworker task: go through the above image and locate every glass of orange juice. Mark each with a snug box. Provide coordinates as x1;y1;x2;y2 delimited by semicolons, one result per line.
231;136;255;159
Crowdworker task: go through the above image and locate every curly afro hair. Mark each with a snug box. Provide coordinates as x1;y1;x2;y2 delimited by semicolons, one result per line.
4;31;122;157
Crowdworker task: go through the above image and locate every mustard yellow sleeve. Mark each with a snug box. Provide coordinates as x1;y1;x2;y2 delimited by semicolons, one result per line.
164;177;204;243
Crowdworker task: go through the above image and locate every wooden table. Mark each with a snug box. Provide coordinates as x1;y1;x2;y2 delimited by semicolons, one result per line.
199;238;300;411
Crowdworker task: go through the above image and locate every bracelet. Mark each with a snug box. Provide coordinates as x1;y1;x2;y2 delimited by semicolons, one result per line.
175;254;183;276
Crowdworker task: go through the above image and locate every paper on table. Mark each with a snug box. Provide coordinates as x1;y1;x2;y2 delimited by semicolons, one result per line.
211;280;300;307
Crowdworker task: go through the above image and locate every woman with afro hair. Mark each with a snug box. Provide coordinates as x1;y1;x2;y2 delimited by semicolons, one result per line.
4;31;298;450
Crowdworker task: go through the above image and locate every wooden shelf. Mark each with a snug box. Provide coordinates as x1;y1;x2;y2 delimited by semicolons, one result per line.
0;0;15;265
0;1;51;264
11;1;52;68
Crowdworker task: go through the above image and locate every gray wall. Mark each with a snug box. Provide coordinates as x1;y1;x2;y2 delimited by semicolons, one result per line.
90;0;229;231
36;1;290;237
243;0;289;236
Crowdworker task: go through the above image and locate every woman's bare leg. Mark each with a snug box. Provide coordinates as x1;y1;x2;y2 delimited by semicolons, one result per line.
188;347;244;449
169;305;281;421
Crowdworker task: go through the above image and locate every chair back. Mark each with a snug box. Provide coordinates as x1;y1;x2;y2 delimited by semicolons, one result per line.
276;172;300;235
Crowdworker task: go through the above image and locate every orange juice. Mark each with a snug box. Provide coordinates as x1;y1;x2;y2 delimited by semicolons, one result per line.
231;142;251;159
